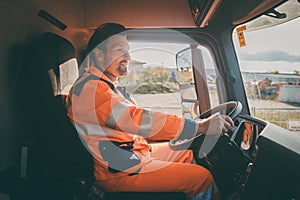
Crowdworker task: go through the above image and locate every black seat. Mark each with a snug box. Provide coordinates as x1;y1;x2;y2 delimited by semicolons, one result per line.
30;32;94;200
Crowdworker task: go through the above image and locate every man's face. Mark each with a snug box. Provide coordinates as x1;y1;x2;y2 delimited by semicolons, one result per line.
103;35;131;77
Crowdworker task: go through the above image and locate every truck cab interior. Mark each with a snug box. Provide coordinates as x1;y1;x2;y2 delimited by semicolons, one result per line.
1;0;300;200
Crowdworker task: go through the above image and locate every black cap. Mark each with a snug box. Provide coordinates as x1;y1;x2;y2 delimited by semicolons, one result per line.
87;23;126;52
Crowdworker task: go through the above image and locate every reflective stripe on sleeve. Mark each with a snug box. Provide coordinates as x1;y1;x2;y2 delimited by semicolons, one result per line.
105;98;159;137
105;101;130;129
177;118;197;140
138;110;155;137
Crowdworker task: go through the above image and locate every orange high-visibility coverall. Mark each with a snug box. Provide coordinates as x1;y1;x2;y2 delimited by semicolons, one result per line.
67;66;220;199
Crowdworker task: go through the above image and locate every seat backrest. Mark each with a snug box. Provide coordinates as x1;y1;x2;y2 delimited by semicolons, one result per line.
31;32;94;199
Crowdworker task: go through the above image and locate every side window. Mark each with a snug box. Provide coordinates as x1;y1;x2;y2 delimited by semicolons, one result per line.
122;41;219;118
120;42;188;117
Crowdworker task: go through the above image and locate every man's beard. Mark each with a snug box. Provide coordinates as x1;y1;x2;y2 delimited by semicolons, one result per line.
117;60;129;76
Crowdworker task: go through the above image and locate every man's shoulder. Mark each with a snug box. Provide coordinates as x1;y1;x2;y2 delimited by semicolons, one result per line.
72;73;100;96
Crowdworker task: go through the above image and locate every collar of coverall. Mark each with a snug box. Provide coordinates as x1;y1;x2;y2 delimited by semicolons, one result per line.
88;65;120;87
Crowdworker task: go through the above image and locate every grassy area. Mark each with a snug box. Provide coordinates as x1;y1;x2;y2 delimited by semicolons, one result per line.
253;109;300;129
127;82;179;94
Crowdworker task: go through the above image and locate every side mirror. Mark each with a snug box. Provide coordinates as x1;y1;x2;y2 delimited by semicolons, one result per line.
176;47;199;118
176;47;193;83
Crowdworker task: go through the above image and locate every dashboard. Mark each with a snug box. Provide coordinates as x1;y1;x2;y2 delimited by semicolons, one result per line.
200;114;299;199
193;114;267;198
172;112;299;199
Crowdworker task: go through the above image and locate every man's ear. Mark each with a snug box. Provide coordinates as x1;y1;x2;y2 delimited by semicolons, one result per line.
93;48;104;63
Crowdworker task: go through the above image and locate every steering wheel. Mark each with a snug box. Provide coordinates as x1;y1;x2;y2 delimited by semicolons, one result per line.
169;101;242;151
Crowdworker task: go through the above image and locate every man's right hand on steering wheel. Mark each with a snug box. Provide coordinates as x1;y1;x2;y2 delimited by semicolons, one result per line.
196;113;234;136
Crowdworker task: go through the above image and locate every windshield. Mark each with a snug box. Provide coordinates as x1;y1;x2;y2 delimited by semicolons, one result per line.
233;15;300;132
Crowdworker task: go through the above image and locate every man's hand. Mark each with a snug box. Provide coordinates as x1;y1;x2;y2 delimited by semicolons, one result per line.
196;113;234;136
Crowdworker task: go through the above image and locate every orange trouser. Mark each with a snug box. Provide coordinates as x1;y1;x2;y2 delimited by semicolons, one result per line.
96;142;221;199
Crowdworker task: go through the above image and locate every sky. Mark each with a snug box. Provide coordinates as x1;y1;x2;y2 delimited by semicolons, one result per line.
128;16;300;73
129;42;188;68
233;16;300;73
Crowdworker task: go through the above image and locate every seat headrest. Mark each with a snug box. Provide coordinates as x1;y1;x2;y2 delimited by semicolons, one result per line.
48;58;79;96
37;32;79;96
38;32;75;73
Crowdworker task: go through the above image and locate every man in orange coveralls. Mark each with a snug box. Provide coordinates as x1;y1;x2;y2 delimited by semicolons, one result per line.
67;23;234;200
